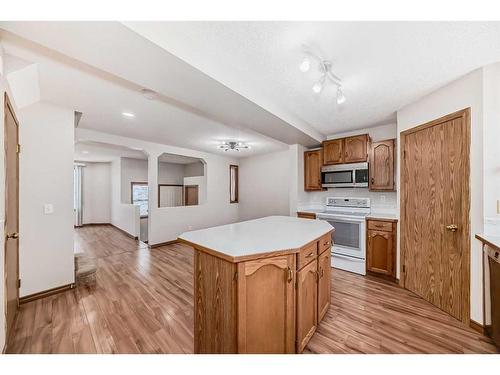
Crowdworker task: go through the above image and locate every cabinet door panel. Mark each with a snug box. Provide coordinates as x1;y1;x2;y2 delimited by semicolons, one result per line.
296;260;318;353
304;150;323;191
344;135;368;163
369;139;395;191
323;139;344;165
317;249;331;322
237;255;295;353
367;230;394;276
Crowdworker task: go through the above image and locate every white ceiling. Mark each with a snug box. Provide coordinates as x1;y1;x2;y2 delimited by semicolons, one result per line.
124;21;500;134
0;22;320;157
75;141;147;162
2;21;500;154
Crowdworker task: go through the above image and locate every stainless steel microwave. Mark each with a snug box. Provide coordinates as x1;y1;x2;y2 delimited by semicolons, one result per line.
321;162;369;188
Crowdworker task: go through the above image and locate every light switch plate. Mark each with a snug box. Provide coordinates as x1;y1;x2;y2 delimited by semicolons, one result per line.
44;203;54;215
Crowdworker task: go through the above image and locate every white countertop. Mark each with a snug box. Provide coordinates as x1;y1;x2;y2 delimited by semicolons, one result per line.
476;233;500;252
178;216;333;261
298;207;399;221
366;210;399;221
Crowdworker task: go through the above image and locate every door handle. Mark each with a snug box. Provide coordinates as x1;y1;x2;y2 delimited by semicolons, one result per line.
446;224;458;232
286;266;293;283
6;232;19;240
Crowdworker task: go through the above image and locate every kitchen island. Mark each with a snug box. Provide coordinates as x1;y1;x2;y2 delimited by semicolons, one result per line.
178;216;334;354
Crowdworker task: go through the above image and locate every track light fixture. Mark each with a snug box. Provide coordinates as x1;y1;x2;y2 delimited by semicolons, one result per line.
299;48;346;104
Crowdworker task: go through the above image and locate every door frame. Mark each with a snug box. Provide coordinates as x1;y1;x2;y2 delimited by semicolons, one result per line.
400;108;471;325
3;92;20;341
184;185;199;206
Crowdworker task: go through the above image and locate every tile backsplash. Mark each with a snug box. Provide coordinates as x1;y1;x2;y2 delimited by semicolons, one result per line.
298;188;397;210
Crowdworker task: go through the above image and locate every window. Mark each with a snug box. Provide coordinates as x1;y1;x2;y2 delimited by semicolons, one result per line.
131;182;149;217
230;165;238;203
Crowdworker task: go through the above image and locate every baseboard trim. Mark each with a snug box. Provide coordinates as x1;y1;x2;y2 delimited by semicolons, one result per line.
470;319;486;335
149;240;179;249
109;224;138;240
20;283;75;305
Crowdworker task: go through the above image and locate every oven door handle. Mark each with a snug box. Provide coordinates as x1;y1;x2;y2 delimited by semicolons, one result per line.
333;253;365;262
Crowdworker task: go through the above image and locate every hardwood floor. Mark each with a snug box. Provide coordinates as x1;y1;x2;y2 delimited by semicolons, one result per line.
6;225;498;354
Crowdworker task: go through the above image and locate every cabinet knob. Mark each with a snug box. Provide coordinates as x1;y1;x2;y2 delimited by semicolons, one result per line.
6;232;19;240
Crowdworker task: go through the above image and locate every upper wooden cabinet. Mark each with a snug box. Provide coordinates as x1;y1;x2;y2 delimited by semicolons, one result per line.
344;135;369;163
322;134;369;165
304;150;323;191
322;139;344;165
369;139;395;191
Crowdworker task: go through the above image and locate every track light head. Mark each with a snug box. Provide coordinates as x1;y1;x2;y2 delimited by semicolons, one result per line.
299;57;311;73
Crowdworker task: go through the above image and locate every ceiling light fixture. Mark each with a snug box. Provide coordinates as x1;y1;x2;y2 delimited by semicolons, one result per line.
82;150;90;154
300;47;346;104
122;112;135;118
312;76;325;94
218;141;250;152
299;57;311;73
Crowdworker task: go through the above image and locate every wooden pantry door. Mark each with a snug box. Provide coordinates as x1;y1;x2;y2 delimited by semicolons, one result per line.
400;108;470;324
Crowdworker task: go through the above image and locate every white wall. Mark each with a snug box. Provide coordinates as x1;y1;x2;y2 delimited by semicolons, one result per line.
18;101;75;297
77;128;239;245
121;157;148;204
184;161;204;177
81;162;111;224
397;68;484;323
326;122;398;141
158;161;185;185
110;158;140;237
239;149;291;221
483;63;500;235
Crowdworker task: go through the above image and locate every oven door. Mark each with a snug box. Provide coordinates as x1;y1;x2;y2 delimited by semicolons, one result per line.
321;218;366;259
321;169;354;188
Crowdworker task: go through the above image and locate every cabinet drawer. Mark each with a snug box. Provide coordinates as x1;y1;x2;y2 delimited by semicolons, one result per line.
297;212;316;220
298;241;318;269
367;220;393;232
319;233;332;254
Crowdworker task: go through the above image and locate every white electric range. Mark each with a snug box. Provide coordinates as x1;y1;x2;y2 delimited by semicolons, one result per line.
316;197;371;275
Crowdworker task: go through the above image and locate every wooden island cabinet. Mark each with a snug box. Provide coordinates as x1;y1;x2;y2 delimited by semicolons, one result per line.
179;216;333;354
